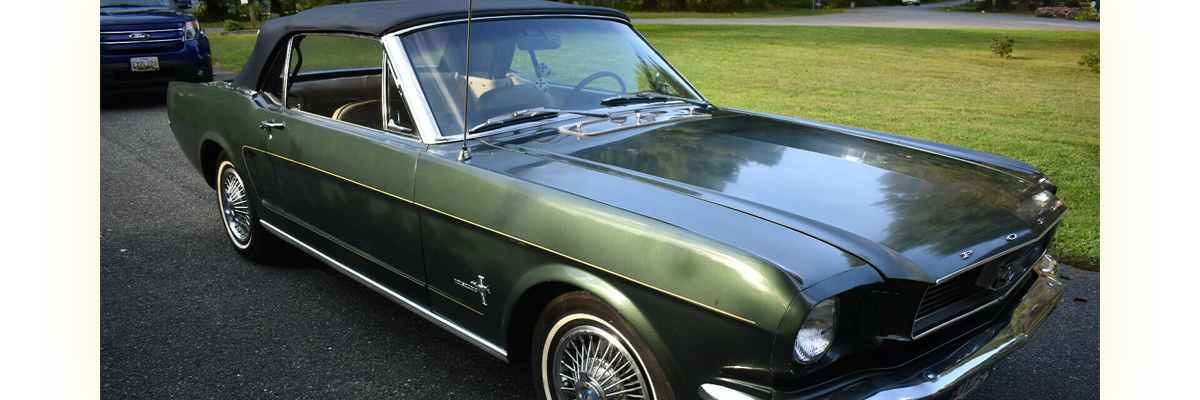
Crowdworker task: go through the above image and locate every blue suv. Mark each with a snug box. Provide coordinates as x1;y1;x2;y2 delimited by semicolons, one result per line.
101;0;212;92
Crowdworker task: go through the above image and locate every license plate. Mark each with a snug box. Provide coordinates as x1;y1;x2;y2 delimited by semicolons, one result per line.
949;367;992;400
130;57;160;72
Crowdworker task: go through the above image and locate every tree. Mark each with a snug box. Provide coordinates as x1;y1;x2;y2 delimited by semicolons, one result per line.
1016;0;1030;11
995;0;1011;11
195;0;234;21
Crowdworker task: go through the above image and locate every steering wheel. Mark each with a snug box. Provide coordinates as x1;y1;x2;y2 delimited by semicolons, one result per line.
562;71;626;108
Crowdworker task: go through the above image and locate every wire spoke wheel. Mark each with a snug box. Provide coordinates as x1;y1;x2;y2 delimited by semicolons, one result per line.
219;162;252;246
552;326;648;400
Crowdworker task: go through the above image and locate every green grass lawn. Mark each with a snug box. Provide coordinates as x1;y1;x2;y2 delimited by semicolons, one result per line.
207;25;1101;269
626;9;842;19
209;34;258;72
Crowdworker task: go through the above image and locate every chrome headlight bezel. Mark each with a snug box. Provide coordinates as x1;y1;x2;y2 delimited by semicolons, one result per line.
793;297;838;365
183;20;201;41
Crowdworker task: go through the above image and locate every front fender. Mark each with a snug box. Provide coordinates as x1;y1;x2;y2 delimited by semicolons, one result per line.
504;259;791;399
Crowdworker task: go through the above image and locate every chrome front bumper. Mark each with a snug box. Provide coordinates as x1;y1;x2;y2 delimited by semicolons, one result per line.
700;255;1066;400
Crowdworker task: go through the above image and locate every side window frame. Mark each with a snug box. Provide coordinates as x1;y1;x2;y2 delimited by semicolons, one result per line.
256;35;294;107
281;35;294;109
284;33;383;115
258;32;428;144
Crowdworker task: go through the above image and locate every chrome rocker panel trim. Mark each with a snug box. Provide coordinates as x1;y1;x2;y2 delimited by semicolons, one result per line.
699;384;761;400
260;219;509;361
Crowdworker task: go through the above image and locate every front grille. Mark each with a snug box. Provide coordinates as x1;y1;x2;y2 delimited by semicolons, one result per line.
102;22;181;31
912;228;1055;338
916;267;985;319
103;42;185;55
101;22;184;55
857;291;905;337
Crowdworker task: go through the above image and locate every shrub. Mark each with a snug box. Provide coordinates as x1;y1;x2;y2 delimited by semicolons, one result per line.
1073;11;1099;21
223;20;248;31
192;3;212;22
1078;52;1099;73
952;2;980;11
990;34;1014;59
978;0;993;11
192;2;221;23
1064;0;1081;7
683;0;751;12
1035;6;1080;19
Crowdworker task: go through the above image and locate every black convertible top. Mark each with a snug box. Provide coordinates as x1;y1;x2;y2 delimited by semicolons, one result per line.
231;0;628;89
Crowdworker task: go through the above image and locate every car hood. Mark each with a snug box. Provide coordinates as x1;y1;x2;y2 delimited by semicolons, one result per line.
101;6;190;23
500;108;1066;283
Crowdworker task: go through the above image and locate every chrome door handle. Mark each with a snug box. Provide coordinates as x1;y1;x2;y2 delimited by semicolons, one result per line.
259;120;285;132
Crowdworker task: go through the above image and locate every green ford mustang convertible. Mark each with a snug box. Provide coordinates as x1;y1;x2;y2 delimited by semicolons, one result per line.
166;1;1067;399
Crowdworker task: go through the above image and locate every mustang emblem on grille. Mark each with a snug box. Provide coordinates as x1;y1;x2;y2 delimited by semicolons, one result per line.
994;260;1025;288
129;33;150;40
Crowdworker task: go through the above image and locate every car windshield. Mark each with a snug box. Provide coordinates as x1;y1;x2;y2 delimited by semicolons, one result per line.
399;18;701;138
101;0;174;7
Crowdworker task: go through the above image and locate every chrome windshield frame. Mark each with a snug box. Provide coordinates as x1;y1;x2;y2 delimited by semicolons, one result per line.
382;15;708;145
382;36;443;144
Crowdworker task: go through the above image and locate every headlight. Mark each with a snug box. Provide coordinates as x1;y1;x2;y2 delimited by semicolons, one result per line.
793;297;837;364
183;21;201;41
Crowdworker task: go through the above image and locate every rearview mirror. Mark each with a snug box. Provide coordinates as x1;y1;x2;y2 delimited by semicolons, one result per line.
517;34;561;51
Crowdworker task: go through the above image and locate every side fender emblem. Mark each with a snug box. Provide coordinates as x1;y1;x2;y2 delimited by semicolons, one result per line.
454;275;492;306
960;250;973;260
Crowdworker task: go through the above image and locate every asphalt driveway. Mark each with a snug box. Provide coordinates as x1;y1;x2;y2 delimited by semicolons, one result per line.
633;0;1099;31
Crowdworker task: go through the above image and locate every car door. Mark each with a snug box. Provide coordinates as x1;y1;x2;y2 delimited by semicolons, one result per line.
257;34;429;301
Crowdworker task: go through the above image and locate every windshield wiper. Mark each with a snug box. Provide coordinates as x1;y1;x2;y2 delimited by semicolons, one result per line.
600;92;714;109
102;4;149;7
468;107;611;134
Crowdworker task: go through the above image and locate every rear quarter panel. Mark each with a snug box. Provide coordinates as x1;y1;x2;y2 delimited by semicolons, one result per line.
167;81;273;192
168;82;237;177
